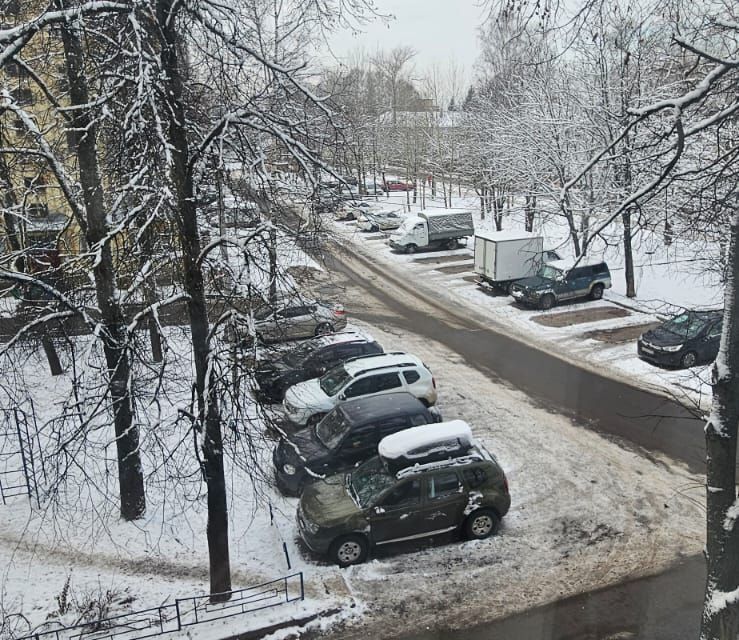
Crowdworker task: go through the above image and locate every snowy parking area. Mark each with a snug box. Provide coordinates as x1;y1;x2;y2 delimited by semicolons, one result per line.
327;191;721;410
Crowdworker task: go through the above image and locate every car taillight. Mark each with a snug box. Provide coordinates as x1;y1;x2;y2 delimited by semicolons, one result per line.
503;477;509;493
332;305;346;316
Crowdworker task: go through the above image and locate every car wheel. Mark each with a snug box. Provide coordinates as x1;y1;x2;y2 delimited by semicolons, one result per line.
590;283;605;300
445;239;457;250
306;412;326;427
539;294;555;311
370;224;379;232
405;244;417;255
680;351;698;368
505;281;516;295
330;534;368;567
315;322;334;336
464;509;500;540
347;212;355;220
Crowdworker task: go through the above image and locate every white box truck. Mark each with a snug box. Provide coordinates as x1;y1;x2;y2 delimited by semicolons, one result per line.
474;229;561;292
388;208;475;253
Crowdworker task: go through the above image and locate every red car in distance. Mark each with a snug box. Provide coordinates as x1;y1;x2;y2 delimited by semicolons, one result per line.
382;179;415;192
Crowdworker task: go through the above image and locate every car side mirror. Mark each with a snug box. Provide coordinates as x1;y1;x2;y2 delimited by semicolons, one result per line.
373;505;385;515
338;393;346;401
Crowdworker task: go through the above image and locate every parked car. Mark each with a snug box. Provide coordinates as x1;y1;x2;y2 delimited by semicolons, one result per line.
254;299;347;343
510;260;612;310
283;351;437;427
273;392;441;495
382;179;415;192
388;208;474;253
296;420;511;566
638;309;723;369
255;331;383;402
362;210;404;232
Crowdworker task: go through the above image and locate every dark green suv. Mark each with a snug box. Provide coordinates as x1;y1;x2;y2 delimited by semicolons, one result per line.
510;260;612;310
296;421;510;567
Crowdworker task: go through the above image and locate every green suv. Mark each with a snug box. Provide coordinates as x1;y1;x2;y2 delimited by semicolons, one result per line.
510;260;612;310
296;421;510;567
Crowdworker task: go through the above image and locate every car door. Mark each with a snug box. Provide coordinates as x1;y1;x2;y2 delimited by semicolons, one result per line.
279;305;315;339
336;425;379;468
700;320;722;362
559;267;587;300
368;478;424;546
416;471;467;536
343;372;403;401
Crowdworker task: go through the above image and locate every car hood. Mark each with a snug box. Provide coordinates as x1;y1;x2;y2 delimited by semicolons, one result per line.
284;379;333;412
514;275;554;291
300;475;362;526
278;428;329;467
641;325;686;347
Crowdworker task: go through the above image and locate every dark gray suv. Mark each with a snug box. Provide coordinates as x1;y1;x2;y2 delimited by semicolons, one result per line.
511;260;612;310
273;392;440;495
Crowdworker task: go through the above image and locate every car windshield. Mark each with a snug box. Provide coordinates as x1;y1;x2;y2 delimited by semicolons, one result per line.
319;364;352;397
537;265;564;280
349;457;395;508
282;341;318;368
315;410;350;449
662;312;709;339
396;218;417;233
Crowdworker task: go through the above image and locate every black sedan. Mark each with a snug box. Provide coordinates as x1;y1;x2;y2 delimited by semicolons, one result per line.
638;310;723;368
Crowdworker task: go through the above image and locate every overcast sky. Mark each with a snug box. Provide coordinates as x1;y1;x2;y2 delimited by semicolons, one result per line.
327;0;488;84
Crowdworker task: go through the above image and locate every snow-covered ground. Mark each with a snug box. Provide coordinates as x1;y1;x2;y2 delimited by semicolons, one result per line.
0;192;713;639
327;188;721;409
0;319;704;639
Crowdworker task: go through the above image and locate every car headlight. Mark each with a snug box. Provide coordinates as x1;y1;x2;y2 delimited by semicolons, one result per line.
283;464;296;475
659;343;684;352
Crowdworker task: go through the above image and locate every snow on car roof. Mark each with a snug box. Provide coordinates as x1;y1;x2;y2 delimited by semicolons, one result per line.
378;420;473;460
474;229;539;242
419;208;473;218
315;329;375;346
547;258;607;270
343;351;423;375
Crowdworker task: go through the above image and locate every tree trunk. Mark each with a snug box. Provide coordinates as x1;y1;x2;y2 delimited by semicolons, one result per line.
156;0;231;600
41;334;63;376
622;210;636;298
701;212;739;640
524;194;536;232
58;2;145;521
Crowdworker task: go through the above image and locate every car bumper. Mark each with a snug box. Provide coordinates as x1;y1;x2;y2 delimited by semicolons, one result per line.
510;289;541;306
296;512;331;555
637;343;683;367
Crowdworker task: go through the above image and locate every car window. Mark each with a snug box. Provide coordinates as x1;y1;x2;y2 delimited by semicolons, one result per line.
538;265;563;279
379;479;422;508
350;457;395;508
428;471;462;499
337;344;363;360
707;322;722;339
463;467;488;489
372;372;403;392
320;365;352;396
403;370;421;384
315;410;351;449
594;263;608;274
344;376;376;398
663;312;710;340
279;306;309;319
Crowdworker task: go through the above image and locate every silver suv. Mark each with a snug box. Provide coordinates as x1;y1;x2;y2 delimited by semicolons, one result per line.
283;352;438;426
253;299;347;342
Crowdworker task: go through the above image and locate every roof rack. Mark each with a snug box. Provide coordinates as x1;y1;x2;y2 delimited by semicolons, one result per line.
344;350;406;365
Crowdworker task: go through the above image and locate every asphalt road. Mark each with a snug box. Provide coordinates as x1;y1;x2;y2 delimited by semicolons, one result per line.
329;244;707;474
322;243;707;640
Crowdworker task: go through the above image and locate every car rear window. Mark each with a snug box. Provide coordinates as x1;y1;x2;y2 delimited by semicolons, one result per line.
403;370;420;384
